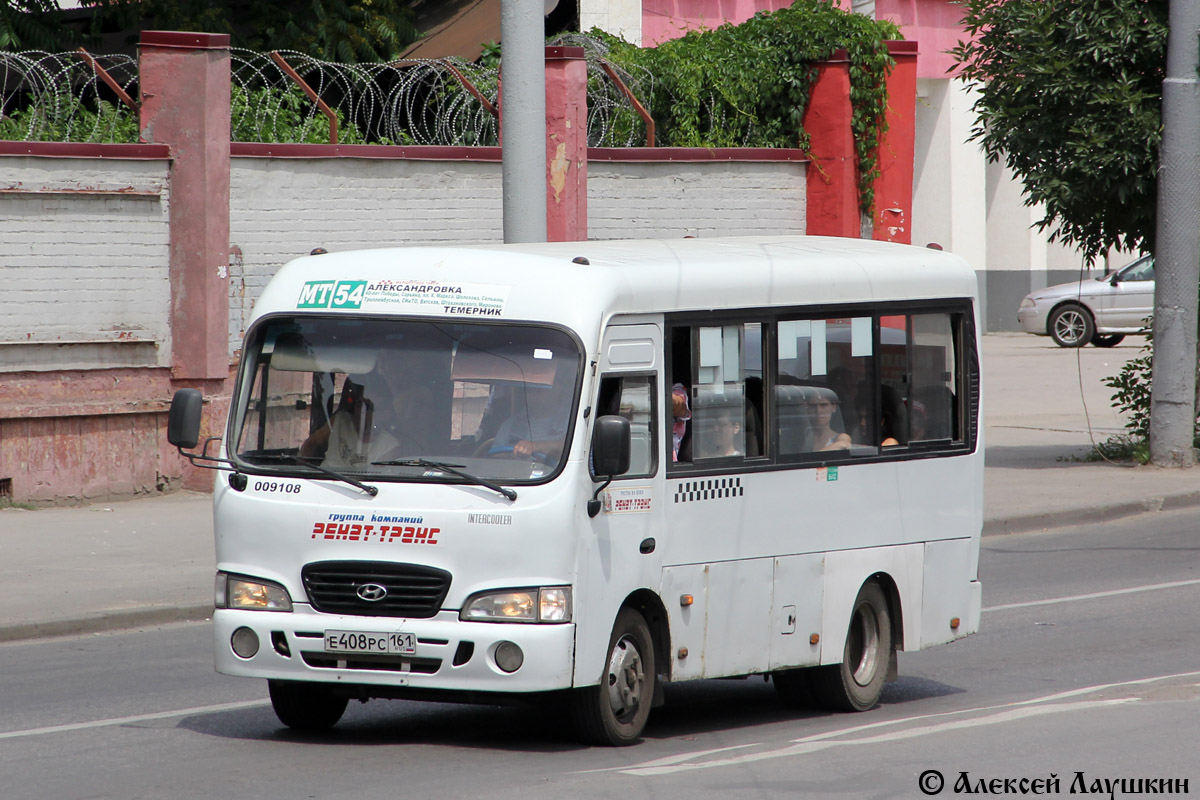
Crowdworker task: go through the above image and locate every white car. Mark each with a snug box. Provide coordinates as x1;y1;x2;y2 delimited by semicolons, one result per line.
1016;255;1154;347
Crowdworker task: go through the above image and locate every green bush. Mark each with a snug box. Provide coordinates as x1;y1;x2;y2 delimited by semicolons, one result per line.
230;84;378;144
0;95;138;143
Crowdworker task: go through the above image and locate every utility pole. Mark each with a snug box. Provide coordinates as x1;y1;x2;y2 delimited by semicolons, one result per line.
1149;0;1200;466
500;0;548;244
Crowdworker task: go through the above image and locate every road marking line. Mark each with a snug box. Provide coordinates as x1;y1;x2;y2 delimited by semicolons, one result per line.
597;670;1200;777
616;699;1136;776
984;578;1200;612
0;699;269;741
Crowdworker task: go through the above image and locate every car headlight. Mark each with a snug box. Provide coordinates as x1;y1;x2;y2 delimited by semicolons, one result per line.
1019;297;1036;309
215;572;293;612
460;587;572;623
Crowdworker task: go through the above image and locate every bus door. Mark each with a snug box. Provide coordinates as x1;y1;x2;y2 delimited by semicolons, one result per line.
575;324;665;679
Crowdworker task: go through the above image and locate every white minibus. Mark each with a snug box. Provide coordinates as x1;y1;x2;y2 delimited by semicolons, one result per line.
168;235;983;745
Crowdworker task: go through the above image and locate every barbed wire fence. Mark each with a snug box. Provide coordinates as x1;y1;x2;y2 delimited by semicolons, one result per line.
0;35;655;147
0;49;138;142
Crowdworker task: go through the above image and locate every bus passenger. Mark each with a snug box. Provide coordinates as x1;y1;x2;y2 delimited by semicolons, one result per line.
300;349;429;466
491;381;571;463
701;405;743;458
807;388;851;451
671;382;691;461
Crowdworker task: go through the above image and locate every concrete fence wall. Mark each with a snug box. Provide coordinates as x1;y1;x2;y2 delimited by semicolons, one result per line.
1;153;172;373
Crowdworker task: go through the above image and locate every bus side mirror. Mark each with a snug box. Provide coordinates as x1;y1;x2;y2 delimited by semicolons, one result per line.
588;415;631;519
167;389;204;449
592;415;631;477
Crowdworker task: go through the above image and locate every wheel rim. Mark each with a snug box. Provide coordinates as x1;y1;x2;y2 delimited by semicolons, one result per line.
605;634;645;721
846;603;881;687
1053;310;1087;344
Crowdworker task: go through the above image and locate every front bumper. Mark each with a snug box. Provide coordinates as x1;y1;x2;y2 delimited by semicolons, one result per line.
214;606;577;693
1016;304;1048;335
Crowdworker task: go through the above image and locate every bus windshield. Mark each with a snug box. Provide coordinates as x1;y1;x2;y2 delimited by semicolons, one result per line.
232;316;582;484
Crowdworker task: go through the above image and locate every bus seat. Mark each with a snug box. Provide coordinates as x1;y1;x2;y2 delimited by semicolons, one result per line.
775;384;813;454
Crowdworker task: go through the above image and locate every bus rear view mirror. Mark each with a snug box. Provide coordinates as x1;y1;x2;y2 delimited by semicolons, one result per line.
588;415;631;518
592;415;631;477
167;389;204;449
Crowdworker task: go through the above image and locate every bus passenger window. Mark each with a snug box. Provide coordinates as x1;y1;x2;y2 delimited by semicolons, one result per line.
686;323;762;462
776;317;873;455
880;312;960;445
594;375;656;477
910;313;958;442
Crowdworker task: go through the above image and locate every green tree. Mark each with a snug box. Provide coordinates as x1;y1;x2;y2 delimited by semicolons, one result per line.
0;0;69;49
2;0;421;62
951;0;1168;261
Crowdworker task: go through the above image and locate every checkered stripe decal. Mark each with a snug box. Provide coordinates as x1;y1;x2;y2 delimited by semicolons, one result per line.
673;478;744;503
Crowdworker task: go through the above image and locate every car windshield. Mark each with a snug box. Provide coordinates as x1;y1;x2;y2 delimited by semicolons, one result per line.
231;316;581;484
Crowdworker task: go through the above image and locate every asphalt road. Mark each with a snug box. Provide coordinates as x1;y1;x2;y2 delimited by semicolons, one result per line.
2;508;1198;800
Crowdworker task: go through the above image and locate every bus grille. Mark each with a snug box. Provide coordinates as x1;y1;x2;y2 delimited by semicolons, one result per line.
301;561;451;618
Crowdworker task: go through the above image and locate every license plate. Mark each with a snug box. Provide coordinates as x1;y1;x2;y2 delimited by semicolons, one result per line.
323;630;416;655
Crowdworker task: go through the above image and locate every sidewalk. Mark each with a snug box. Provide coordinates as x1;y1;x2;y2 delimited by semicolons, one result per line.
1;334;1196;642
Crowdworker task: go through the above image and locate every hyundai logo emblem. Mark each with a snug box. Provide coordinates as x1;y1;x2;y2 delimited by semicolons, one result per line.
356;583;388;602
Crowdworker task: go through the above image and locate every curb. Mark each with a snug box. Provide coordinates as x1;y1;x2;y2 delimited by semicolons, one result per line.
983;489;1200;537
0;603;213;644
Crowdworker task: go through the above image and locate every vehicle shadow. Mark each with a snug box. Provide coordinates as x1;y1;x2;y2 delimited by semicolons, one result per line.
176;673;964;751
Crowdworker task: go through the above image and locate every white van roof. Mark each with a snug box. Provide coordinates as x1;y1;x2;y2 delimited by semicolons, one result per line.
252;235;977;336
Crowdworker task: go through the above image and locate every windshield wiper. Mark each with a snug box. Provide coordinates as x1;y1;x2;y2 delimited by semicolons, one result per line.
249;453;378;497
372;458;517;501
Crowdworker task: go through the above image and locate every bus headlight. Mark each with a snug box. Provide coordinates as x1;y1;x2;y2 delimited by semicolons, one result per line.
216;572;293;612
460;587;572;623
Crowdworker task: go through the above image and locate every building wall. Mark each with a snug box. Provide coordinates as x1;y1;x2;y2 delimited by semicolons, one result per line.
639;0;792;46
580;0;644;44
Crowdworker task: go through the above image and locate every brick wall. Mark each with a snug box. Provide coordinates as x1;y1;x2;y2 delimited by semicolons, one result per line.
0;156;172;372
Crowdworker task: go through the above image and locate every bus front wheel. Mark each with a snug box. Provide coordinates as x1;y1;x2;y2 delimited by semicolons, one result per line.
811;582;892;712
268;680;349;731
570;608;655;746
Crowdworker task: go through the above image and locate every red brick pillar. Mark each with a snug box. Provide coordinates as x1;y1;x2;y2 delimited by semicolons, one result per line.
872;41;917;244
138;31;231;381
139;31;232;491
803;51;860;238
544;46;588;242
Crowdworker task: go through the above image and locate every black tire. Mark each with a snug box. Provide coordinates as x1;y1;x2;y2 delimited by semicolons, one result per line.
772;667;816;707
1091;333;1126;348
570;608;655;746
268;680;349;731
810;582;892;712
1048;304;1094;348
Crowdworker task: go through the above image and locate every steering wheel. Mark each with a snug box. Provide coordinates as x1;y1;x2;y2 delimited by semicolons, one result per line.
485;443;553;465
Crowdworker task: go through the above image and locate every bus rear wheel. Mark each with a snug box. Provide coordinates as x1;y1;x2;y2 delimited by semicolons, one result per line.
570;608;655;746
268;680;349;731
811;582;892;712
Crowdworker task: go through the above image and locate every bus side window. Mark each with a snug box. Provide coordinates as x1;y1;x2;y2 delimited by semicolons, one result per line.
910;313;959;442
776;317;873;454
689;323;762;462
879;311;961;446
594;375;656;477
